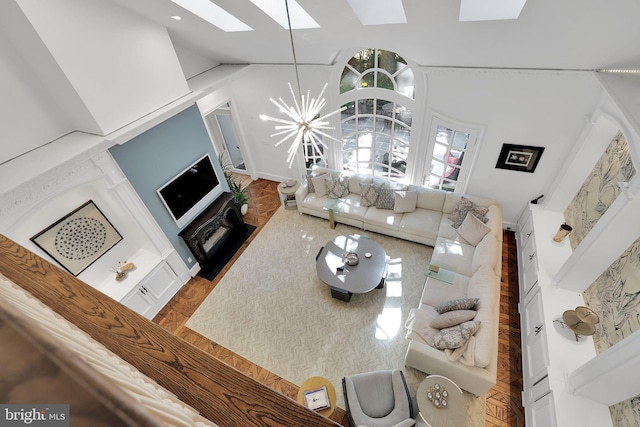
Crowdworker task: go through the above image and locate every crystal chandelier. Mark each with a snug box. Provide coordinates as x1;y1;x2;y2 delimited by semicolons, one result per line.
259;0;344;168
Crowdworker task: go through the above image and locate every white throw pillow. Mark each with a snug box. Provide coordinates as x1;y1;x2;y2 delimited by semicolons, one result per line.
393;190;418;213
311;173;330;197
456;211;491;246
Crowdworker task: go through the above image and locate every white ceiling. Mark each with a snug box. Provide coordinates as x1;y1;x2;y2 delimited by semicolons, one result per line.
108;0;640;71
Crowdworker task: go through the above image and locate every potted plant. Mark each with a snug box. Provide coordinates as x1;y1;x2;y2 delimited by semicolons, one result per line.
218;153;249;215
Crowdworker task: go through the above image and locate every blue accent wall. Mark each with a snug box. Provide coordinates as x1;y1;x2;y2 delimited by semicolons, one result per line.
109;104;229;269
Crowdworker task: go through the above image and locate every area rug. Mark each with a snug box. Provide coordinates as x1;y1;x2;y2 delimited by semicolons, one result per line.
186;209;485;425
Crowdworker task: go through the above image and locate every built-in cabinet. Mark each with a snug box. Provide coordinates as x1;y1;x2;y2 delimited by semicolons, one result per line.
516;204;613;427
97;249;180;319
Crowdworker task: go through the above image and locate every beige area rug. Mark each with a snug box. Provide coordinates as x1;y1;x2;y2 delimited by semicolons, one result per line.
186;209;485;425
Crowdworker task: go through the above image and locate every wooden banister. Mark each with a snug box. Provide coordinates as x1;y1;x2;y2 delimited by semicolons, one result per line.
0;235;338;427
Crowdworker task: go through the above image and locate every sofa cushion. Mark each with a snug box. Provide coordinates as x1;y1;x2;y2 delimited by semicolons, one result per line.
394;190;418;213
410;185;447;211
421;274;469;308
399;209;442;242
364;207;403;231
432;321;481;350
435;297;479;314
430;310;477;329
448;197;489;229
405;308;438;346
335;193;369;221
360;183;380;207
457;212;491;246
472;234;500;276
431;237;475;277
345;173;370;195
466;265;498;368
311;173;330;197
484;204;503;243
325;176;349;198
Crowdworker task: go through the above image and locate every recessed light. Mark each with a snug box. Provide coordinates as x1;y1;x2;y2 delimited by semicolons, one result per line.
171;15;182;20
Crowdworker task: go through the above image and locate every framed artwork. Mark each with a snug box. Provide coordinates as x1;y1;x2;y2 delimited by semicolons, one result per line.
495;144;545;173
30;201;122;276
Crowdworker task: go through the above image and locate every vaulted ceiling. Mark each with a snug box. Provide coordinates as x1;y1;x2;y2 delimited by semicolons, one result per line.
109;0;640;71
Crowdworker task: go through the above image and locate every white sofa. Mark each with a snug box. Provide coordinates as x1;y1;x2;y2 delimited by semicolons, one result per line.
295;167;502;396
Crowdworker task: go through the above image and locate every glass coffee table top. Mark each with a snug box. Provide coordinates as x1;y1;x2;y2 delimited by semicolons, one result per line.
427;262;457;285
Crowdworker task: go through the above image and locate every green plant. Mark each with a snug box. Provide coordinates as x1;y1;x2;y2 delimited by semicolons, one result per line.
218;153;249;205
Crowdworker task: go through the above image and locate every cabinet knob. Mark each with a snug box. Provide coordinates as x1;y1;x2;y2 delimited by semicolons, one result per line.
139;287;146;295
526;231;533;238
534;324;543;336
529;252;536;261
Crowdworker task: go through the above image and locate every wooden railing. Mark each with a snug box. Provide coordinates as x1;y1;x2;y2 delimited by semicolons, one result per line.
0;235;338;427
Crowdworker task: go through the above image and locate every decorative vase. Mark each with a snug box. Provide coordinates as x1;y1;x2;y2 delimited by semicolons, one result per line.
553;223;572;242
241;204;248;215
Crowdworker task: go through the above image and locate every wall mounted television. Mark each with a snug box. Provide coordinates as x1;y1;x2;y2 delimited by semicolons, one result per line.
157;153;223;228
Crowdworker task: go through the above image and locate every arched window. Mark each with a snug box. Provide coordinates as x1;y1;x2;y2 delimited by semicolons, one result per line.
338;49;415;182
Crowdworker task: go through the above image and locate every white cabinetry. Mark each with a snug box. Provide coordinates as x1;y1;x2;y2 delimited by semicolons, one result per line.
516;204;612;427
98;249;181;319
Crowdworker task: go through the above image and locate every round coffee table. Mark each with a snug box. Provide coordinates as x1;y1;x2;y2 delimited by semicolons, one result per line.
316;235;387;302
296;376;337;418
416;375;466;427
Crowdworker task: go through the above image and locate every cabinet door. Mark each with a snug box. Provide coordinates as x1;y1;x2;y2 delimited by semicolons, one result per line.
522;288;549;386
121;287;154;317
521;260;539;299
141;262;178;301
518;215;534;249
525;392;557;427
520;233;537;273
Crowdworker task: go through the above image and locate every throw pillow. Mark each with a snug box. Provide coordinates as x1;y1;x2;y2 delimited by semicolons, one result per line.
448;197;489;229
432;321;481;350
325;176;349;199
306;174;316;193
393;190;418;213
456;211;491;246
311;173;330;197
430;309;477;329
375;187;397;210
435;297;479;314
360;183;380;207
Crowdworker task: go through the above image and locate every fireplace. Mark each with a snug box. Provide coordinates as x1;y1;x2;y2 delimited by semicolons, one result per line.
178;192;247;273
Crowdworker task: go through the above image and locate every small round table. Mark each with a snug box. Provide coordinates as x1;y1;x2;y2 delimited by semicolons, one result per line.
278;180;300;210
296;376;337;418
416;375;466;427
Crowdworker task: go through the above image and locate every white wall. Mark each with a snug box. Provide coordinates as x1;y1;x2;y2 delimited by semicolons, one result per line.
421;68;603;223
15;0;190;135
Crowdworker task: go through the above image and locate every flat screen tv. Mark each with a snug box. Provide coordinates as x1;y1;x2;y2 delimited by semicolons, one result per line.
157;153;223;228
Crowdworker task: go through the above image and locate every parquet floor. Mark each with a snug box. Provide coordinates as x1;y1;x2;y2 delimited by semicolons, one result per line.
153;178;524;427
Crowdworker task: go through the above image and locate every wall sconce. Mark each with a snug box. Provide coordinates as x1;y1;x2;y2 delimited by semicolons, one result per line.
553;223;573;242
562;306;599;341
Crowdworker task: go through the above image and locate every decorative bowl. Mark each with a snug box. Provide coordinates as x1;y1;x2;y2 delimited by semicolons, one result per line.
344;252;359;266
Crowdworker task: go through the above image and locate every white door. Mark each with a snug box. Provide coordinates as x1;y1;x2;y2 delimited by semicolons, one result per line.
423;115;480;193
206;101;247;173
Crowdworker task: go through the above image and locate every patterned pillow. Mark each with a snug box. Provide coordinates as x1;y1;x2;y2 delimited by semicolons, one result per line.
306;174;316;193
325;176;349;199
434;297;479;314
432;321;481;350
360;183;380;207
448;197;489;229
375;187;397;210
430;309;477;329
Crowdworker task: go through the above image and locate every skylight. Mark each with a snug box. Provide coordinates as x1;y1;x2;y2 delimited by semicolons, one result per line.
249;0;319;29
170;0;253;32
459;0;527;22
347;0;407;26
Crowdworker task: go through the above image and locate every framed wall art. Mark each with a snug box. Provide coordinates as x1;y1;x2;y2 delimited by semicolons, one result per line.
30;200;122;276
495;144;545;173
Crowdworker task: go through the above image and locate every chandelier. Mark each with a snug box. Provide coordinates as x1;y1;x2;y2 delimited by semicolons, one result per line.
259;0;345;168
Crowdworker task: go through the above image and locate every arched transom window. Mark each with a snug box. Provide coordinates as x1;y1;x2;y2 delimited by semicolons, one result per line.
339;49;415;182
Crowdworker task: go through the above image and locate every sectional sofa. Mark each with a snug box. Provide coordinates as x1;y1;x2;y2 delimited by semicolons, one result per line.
295;167;502;396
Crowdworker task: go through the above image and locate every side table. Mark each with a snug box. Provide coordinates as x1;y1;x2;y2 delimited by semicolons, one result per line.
278;180;300;210
296;376;337;419
416;375;465;427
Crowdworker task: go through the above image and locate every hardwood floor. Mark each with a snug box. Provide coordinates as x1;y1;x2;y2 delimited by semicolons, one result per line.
153;178;524;427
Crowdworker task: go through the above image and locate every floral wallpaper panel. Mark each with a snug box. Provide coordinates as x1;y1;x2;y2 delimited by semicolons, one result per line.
564;130;636;250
